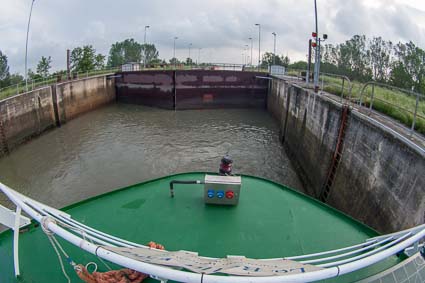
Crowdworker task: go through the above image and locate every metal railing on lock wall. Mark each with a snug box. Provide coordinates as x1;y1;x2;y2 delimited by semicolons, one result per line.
0;67;119;101
126;62;269;73
319;72;353;104
281;69;353;104
359;82;425;137
279;69;425;138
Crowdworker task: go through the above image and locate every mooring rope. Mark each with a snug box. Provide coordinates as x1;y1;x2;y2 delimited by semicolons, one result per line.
40;216;154;283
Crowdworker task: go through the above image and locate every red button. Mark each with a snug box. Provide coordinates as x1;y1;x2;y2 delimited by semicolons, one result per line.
225;191;234;199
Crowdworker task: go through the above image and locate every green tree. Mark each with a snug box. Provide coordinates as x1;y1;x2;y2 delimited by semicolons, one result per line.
169;57;180;65
338;35;372;81
27;68;41;81
0;50;10;88
392;41;425;92
36;56;52;79
107;39;143;67
141;43;159;65
70;45;104;73
261;52;289;68
369;37;392;82
8;73;24;85
288;61;308;70
282;56;290;67
94;54;106;70
390;62;414;90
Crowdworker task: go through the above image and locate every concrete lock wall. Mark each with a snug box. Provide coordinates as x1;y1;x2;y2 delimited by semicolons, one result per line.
115;70;269;109
56;75;116;122
0;87;56;156
269;77;425;233
0;74;115;157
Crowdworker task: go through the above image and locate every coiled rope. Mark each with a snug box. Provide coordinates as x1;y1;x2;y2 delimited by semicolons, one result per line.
41;217;160;283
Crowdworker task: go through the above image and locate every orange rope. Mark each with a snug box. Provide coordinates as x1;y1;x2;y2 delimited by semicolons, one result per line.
76;242;164;283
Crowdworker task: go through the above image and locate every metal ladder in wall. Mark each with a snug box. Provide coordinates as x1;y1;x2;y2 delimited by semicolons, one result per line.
320;105;350;202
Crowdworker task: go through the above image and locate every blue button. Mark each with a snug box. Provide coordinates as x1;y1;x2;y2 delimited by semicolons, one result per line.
207;190;215;198
216;191;225;199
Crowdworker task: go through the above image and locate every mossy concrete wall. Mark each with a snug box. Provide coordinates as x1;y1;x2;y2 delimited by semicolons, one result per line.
0;75;115;157
269;78;425;233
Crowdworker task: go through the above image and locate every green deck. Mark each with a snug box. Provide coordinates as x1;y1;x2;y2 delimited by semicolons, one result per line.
0;173;400;282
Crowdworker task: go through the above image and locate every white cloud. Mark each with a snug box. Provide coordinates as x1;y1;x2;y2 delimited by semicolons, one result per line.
0;0;424;74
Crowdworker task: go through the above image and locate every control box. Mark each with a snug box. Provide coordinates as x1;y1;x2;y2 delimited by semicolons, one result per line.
204;175;241;205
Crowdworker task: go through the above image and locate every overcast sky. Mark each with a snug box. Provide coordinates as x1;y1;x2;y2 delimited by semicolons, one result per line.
1;0;425;74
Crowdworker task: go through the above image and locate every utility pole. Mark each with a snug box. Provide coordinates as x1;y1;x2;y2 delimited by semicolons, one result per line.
255;24;261;70
198;48;201;66
25;0;35;92
144;25;150;69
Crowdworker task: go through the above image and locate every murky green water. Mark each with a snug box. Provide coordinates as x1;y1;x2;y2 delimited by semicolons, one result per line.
0;104;303;209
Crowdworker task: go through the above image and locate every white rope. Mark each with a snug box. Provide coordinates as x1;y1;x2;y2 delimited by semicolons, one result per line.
41;217;71;283
51;215;113;271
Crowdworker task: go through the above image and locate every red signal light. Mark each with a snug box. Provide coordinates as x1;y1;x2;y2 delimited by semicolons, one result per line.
312;42;317;48
312;32;317;37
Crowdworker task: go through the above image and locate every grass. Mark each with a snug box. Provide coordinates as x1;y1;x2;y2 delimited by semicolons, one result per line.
319;75;425;135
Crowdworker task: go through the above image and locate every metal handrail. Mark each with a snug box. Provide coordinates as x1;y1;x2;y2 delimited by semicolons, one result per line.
358;81;425;136
1;181;425;283
319;72;353;104
0;67;119;100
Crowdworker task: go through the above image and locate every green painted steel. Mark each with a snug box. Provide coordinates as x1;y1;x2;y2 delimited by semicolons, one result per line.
0;173;400;282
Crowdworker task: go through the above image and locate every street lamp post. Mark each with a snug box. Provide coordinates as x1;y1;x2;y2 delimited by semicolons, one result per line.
248;37;253;66
173;37;178;69
25;0;35;92
143;25;150;69
255;24;261;70
272;32;277;66
188;43;192;67
244;45;249;65
198;48;201;66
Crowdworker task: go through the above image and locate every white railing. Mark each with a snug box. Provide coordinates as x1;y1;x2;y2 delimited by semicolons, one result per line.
0;181;424;282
